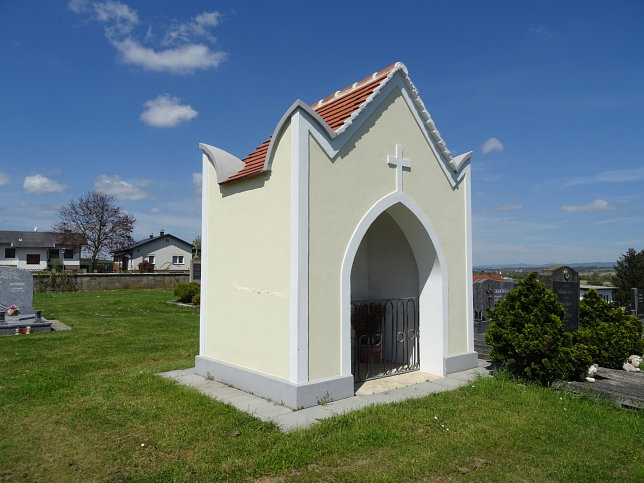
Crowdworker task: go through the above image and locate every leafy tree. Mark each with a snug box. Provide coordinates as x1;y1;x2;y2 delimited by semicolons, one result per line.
612;248;644;305
485;272;591;384
52;191;135;271
574;290;644;368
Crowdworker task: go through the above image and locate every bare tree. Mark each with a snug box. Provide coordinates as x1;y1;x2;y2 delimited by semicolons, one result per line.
52;191;135;270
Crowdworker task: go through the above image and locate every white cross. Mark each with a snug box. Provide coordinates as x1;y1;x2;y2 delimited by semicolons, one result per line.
387;144;410;192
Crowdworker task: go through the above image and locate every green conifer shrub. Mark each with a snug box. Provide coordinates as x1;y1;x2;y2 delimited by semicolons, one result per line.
174;282;200;304
485;272;591;384
574;290;644;368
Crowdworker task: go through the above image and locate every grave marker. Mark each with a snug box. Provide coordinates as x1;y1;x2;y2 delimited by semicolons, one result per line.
540;266;579;332
0;266;51;335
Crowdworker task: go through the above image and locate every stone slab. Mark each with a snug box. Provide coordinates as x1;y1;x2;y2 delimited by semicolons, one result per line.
159;363;495;432
562;366;644;409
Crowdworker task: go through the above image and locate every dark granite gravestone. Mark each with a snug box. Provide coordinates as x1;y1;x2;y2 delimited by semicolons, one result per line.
539;266;579;332
473;279;516;321
0;266;51;335
630;288;644;316
190;258;201;283
473;278;516;358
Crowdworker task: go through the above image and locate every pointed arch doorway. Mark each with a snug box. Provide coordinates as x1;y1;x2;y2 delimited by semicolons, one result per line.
341;194;447;384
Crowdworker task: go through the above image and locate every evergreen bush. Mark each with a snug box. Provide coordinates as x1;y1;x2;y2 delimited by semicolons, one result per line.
174;282;200;304
574;290;644;368
485;272;591;384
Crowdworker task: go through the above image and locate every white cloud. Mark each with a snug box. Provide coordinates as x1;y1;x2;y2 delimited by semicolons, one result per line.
192;172;202;193
482;137;504;154
529;25;555;39
0;171;9;186
565;166;644;187
113;38;226;73
23;174;66;195
68;0;89;14
95;174;149;200
497;203;522;212
93;1;138;24
70;2;227;74
561;199;617;213
149;207;161;215
140;94;198;127
163;11;221;46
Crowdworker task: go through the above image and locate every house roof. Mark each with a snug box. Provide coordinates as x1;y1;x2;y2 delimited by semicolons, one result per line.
218;62;469;184
0;230;84;248
473;274;507;282
112;232;193;255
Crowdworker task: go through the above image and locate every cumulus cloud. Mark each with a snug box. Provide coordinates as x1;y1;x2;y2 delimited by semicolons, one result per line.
0;171;9;186
192;172;202;193
497;203;522;212
561;199;617;213
95;174;149;200
163;11;222;46
70;2;226;74
94;0;138;24
482;137;504;154
113;39;226;74
140;94;198;127
23;174;66;195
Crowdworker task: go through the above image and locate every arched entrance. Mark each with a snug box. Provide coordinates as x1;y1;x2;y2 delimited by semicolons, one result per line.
341;193;448;382
350;211;420;381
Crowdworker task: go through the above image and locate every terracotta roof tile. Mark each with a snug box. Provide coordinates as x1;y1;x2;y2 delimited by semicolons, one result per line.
221;64;396;183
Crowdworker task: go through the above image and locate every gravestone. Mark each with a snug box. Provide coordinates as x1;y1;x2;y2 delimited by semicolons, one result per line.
0;266;51;335
472;278;516;358
190;257;201;283
539;266;579;332
473;278;516;320
631;288;644;317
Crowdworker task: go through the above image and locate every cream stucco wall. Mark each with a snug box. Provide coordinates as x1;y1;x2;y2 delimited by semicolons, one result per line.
308;87;470;379
203;126;292;379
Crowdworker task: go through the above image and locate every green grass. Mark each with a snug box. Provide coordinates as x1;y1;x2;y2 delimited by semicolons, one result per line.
1;289;642;482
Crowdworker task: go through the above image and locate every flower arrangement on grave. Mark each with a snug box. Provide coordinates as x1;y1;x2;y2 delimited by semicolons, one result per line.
7;305;20;316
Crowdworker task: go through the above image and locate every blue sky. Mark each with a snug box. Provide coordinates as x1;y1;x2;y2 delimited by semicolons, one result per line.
1;1;643;266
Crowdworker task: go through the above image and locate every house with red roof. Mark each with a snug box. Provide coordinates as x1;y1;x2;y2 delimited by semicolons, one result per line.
196;63;475;409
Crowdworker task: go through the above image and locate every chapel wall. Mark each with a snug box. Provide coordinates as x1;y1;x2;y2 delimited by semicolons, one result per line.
202;126;292;380
308;88;471;380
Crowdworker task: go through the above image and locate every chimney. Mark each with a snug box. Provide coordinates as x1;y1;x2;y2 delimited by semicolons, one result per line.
160;230;165;237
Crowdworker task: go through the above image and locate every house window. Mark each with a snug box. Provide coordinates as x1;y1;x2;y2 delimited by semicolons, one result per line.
27;254;40;265
145;255;155;264
172;255;184;264
49;249;60;259
4;248;16;259
64;250;74;259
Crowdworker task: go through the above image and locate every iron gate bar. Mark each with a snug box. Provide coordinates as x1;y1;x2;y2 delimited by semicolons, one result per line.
351;297;419;382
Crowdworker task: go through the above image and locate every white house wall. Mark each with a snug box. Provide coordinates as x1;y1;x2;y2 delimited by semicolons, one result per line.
128;238;192;271
201;126;292;380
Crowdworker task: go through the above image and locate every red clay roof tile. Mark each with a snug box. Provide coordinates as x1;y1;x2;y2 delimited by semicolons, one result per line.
221;64;397;183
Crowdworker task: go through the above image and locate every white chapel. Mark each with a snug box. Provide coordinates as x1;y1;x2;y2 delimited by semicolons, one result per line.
196;62;476;409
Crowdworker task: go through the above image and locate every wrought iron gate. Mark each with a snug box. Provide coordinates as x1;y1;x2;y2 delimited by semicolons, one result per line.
351;297;420;382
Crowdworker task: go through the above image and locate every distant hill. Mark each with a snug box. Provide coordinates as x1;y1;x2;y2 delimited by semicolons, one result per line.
474;261;615;270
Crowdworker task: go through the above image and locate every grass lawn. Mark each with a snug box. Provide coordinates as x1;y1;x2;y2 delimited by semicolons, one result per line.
1;289;642;482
